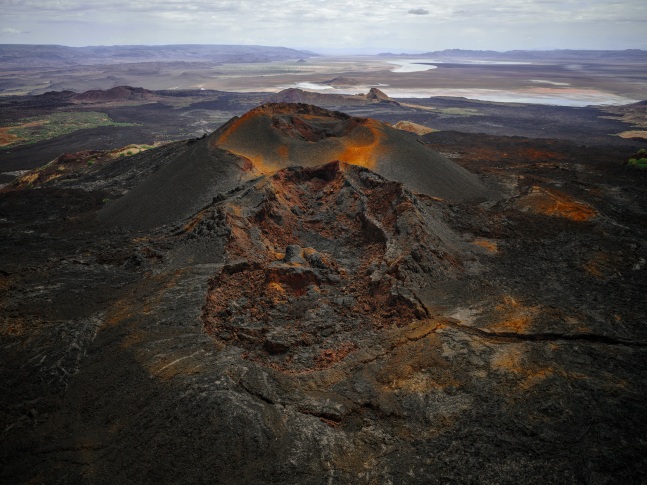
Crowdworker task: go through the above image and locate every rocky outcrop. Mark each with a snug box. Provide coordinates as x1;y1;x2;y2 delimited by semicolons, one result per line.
393;120;437;135
198;161;460;371
365;87;397;104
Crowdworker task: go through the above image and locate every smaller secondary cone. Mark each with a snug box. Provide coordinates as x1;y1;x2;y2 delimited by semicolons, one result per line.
100;103;491;230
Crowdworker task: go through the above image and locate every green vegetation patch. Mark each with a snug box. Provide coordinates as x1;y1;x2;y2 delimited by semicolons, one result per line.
627;149;647;169
627;157;647;169
2;111;136;147
436;107;483;117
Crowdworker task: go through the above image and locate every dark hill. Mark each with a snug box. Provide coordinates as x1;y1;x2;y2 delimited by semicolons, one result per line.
71;86;157;103
322;77;363;87
98;138;250;230
267;88;399;106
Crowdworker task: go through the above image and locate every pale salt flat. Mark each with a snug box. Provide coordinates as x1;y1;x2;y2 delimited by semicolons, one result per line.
386;59;438;73
281;83;638;107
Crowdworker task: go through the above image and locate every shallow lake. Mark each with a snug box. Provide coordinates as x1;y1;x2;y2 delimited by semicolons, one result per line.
286;83;637;107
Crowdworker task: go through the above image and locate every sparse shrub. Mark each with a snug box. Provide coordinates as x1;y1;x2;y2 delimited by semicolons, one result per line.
87;160;94;166
627;157;647;169
126;150;133;156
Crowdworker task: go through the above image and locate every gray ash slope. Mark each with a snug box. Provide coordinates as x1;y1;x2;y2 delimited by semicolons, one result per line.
1;103;646;484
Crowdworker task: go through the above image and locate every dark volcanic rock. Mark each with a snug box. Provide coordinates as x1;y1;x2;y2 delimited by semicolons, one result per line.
1;103;646;484
200;161;457;371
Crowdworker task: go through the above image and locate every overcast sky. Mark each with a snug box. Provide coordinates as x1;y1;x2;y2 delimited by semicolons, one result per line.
1;0;646;53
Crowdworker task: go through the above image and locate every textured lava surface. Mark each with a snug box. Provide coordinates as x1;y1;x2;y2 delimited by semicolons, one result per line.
1;103;646;484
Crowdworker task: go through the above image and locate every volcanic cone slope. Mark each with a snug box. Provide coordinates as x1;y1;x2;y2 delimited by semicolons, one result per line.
211;103;489;201
99;103;489;230
98;137;253;230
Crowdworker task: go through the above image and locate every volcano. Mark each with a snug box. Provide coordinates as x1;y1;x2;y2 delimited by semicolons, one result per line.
99;103;489;230
1;102;646;484
211;103;485;199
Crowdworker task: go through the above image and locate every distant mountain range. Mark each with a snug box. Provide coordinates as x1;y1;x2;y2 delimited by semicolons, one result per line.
379;49;647;61
0;44;317;68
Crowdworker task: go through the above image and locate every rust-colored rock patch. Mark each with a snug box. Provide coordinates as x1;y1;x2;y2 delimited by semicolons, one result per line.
200;161;462;372
515;186;597;221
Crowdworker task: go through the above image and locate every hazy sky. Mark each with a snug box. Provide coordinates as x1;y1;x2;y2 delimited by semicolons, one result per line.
1;0;646;53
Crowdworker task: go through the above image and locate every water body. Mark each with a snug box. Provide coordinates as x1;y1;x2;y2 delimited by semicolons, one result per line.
401;88;638;106
386;59;439;73
283;83;637;107
291;81;389;92
530;79;571;86
293;82;335;90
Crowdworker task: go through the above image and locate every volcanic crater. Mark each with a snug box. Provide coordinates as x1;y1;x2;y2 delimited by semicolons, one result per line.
198;161;461;371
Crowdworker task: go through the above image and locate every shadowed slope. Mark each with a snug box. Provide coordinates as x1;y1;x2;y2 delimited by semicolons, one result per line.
98;137;253;230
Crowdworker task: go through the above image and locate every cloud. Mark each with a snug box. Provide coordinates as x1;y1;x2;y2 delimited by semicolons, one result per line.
0;26;30;37
1;0;646;50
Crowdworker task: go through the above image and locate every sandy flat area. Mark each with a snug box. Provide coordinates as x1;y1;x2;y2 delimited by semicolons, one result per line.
3;55;646;106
